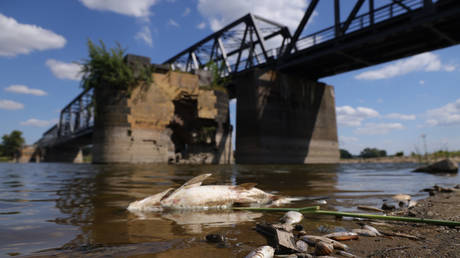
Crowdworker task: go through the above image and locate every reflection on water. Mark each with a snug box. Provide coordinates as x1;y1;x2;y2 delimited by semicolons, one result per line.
0;162;459;256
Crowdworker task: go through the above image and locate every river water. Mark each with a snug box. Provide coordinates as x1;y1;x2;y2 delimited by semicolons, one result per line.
0;162;459;257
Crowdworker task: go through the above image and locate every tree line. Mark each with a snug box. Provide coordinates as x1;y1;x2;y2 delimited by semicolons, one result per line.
0;130;25;160
340;147;401;159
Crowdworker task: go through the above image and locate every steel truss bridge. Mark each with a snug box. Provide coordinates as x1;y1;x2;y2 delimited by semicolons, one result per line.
38;0;460;145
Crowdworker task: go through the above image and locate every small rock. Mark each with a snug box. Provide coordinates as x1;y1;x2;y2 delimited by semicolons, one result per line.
381;202;395;210
205;233;225;243
413;158;459;173
315;241;334;256
294;224;304;231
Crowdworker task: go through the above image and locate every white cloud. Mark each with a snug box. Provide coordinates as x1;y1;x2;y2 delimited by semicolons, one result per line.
355;123;405;135
5;85;47;96
135;26;153;47
197;0;313;31
79;0;157;18
419;80;425;85
183;7;191;16
339;136;358;144
197;22;206;29
20;118;57;127
425;98;460;126
336;105;379;127
0;14;66;57
355;52;456;80
0;99;24;110
385;113;416;121
46;59;82;81
168;19;179;27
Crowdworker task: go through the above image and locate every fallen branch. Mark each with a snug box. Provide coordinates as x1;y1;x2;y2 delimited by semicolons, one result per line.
233;206;460;227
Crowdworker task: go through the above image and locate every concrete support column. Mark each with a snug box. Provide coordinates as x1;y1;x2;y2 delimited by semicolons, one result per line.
43;146;84;163
234;68;339;164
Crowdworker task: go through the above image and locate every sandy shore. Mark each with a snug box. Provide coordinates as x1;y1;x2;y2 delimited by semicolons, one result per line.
343;189;460;257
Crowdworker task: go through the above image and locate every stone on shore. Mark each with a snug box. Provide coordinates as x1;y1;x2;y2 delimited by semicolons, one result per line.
413;158;458;173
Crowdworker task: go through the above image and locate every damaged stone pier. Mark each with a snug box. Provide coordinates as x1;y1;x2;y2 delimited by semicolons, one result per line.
92;65;233;164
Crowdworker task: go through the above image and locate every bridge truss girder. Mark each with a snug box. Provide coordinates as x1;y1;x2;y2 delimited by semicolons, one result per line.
57;88;94;138
163;13;292;76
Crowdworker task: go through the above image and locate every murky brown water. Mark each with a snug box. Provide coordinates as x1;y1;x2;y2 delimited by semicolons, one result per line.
0;163;459;257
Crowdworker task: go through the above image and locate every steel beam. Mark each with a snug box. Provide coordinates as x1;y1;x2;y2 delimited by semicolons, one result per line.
342;0;366;34
284;0;319;56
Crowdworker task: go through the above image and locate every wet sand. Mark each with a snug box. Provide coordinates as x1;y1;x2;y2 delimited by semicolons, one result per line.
338;189;460;257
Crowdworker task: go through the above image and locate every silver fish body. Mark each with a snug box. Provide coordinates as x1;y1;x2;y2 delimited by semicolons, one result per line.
280;211;303;225
128;173;295;212
245;245;275;258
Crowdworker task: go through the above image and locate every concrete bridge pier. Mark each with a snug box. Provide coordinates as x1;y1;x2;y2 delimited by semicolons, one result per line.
234;68;339;164
42;146;84;163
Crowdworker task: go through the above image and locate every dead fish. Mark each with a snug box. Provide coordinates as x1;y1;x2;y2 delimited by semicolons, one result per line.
357;205;384;213
315;241;334;256
322;232;358;241
351;228;379;237
335;250;359;258
128;174;299;211
245;245;274;258
280;211;303;225
363;225;382;236
392;194;411;202
300;235;348;250
408;200;417;208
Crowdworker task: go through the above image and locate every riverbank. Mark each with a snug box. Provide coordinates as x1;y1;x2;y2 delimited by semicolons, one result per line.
343;188;460;257
340;156;460;164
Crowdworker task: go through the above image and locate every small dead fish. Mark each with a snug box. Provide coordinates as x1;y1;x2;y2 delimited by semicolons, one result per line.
392;194;411;202
336;250;359;258
245;245;274;258
315;241;334;256
322;232;358;241
316;200;327;204
280;211;303;225
357;205;384;213
351;228;379;237
300;235;348;250
363;225;382;236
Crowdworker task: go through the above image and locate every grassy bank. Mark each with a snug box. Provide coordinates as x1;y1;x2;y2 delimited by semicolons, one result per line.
0;156;12;162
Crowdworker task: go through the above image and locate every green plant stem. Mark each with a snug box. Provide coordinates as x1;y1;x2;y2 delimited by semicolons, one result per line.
232;206;460;227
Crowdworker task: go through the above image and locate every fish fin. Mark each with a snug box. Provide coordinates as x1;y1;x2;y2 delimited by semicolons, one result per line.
167;173;212;197
159;188;176;201
235;183;257;190
182;173;212;188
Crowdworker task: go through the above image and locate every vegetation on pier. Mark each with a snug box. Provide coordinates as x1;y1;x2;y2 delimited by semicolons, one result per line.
80;40;154;95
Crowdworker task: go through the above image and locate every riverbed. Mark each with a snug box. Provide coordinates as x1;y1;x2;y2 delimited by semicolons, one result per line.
0;163;459;257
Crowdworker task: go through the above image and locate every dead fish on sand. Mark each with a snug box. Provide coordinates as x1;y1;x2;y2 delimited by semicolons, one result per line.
245;245;275;258
128;173;299;212
322;231;358;241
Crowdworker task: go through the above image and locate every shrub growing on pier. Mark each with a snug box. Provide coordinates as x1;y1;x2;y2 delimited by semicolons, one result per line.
80;40;154;95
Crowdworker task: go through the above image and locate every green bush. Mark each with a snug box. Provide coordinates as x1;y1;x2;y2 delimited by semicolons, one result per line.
80;40;154;95
360;147;387;159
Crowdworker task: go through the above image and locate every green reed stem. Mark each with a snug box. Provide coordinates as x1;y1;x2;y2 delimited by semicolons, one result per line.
232;206;460;227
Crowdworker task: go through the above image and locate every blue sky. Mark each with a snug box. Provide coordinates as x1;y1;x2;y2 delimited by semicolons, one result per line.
1;0;459;155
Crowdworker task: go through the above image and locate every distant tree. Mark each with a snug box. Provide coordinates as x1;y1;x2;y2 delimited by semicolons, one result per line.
340;149;353;159
360;147;387;159
0;130;25;158
395;151;404;157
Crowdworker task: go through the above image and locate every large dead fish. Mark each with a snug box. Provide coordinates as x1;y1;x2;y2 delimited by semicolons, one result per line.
128;173;299;212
